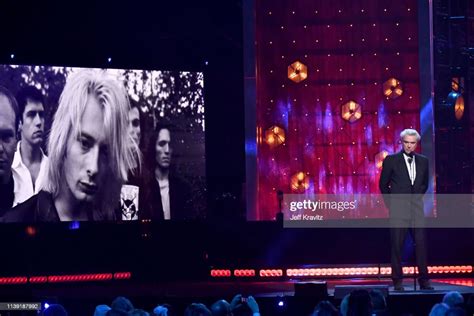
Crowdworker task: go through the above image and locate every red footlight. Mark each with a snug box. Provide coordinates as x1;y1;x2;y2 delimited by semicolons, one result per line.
260;269;283;277
210;269;231;277
234;269;255;277
29;276;48;283
0;277;28;284
48;273;113;283
114;272;132;280
380;267;389;275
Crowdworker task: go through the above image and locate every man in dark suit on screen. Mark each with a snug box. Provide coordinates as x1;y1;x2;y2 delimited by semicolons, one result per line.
379;128;433;291
0;86;20;212
142;124;193;220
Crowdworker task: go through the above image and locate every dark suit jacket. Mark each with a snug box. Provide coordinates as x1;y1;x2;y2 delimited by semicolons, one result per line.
141;173;193;221
379;151;429;221
4;190;113;223
0;174;15;213
1;190;61;223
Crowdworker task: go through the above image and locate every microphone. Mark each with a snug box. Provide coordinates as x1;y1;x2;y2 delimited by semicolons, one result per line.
277;190;284;201
276;190;284;223
277;190;283;212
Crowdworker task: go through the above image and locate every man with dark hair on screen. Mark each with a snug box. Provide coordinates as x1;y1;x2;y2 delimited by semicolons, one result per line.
4;69;137;222
119;98;143;220
128;98;141;148
0;86;20;212
142;124;192;220
12;86;49;206
379;128;433;291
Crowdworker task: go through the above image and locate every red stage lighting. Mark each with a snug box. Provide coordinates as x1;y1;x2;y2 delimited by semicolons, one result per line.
114;272;132;280
287;266;381;277
29;276;48;283
260;269;283;277
48;273;113;283
234;269;256;277
0;277;28;284
25;226;36;236
210;269;231;277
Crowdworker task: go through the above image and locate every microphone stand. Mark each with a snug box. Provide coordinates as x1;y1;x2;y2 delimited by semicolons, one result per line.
411;194;417;291
276;190;284;223
408;155;417;291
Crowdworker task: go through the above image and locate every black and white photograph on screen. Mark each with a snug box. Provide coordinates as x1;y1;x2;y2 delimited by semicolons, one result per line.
0;64;206;222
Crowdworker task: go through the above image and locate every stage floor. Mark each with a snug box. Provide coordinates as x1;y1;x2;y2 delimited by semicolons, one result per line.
133;278;474;298
251;278;474;297
24;277;472;298
6;277;471;301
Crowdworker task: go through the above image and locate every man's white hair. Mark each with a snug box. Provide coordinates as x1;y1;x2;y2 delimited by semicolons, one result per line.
400;129;420;141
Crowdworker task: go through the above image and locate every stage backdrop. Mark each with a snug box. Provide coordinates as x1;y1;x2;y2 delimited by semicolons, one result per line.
255;0;421;220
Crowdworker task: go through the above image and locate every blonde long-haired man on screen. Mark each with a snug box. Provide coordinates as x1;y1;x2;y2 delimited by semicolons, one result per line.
4;69;138;222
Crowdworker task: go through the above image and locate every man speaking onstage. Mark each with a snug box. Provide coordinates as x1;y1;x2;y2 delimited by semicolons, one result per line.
379;129;434;291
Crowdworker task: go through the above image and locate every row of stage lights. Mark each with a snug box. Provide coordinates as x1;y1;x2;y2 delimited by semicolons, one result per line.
0;267;470;284
0;272;131;285
210;265;473;278
285;61;464;121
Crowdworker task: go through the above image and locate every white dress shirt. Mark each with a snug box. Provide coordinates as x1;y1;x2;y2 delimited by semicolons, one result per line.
402;153;416;185
11;141;49;206
157;177;170;220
